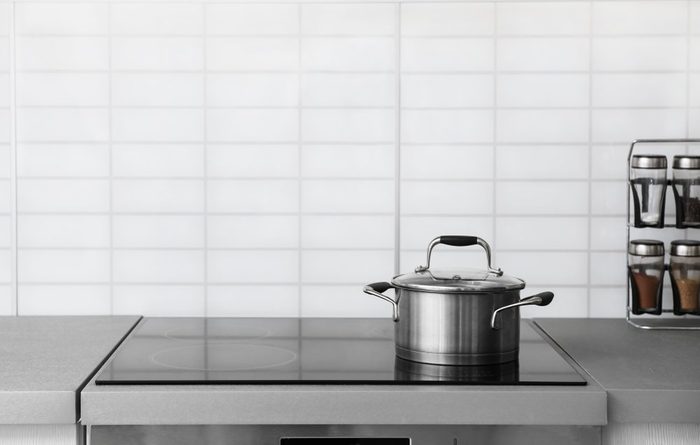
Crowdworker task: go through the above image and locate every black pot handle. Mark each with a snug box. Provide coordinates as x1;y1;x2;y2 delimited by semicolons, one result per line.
490;292;555;330
363;282;399;322
438;235;479;247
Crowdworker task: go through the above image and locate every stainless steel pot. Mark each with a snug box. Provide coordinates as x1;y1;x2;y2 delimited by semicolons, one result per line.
363;235;554;366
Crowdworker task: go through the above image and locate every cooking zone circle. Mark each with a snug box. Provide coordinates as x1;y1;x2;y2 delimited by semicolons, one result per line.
150;343;298;372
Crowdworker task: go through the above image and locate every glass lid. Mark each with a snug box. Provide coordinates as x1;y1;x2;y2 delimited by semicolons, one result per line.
392;267;525;293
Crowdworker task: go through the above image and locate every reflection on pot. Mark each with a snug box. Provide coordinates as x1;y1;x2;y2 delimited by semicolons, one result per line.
393;356;519;384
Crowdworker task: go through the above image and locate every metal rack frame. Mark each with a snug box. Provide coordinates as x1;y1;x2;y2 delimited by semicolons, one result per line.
626;138;700;330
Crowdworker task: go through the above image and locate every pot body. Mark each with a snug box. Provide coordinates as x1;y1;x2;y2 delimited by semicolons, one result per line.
394;288;521;365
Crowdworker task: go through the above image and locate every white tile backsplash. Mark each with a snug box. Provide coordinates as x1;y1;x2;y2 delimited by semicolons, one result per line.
17;109;109;142
208;73;298;107
206;4;299;36
113;109;204;143
496;182;589;215
302;37;395;71
301;179;393;213
496;2;590;36
302;109;394;143
401;37;494;72
592;37;687;71
207;37;298;71
17;37;108;71
496;110;589;143
112;179;204;213
208;109;298;142
496;74;589;107
0;0;696;318
301;215;394;249
302;73;394;107
18;179;110;212
496;145;589;180
19;215;110;248
302;145;394;179
112;73;204;107
112;37;203;71
110;3;203;36
496;217;589;250
592;73;687;107
19;250;110;283
209;215;299;249
113;215;205;248
302;4;395;36
301;250;394;284
113;285;204;317
497;38;590;71
18;144;110;177
207;179;298;213
401;3;495;36
208;250;298;284
17;73;109;106
402;110;493;143
208;285;298;317
402;74;494;108
401;180;494;215
18;285;111;315
16;3;108;36
402;145;493;180
112;144;204;178
208;145;298;178
592;1;687;36
114;250;205;284
592;109;687;143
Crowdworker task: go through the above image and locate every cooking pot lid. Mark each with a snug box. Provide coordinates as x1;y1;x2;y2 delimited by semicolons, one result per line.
392;268;525;293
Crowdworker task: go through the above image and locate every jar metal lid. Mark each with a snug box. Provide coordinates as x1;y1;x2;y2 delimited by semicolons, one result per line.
670;240;700;257
672;155;700;170
629;239;664;256
631;155;667;169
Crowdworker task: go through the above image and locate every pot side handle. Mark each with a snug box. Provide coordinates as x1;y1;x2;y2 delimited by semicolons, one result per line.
363;282;399;322
490;292;554;330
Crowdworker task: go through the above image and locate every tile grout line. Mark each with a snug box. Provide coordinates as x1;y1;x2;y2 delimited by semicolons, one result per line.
9;0;17;315
297;3;303;317
492;4;498;260
108;0;114;315
587;0;593;318
687;0;692;152
202;2;208;317
394;2;401;275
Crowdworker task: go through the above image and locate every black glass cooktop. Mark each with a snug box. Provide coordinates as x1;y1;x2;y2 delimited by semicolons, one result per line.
96;318;586;386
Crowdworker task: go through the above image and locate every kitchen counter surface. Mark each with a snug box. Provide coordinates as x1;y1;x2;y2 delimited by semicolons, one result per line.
535;318;700;424
0;316;141;424
80;318;607;426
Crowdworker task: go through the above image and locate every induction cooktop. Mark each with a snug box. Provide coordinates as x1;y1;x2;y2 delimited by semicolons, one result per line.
95;318;587;386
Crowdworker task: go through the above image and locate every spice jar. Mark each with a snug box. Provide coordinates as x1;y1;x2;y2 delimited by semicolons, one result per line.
669;240;700;315
628;239;664;315
630;155;667;228
672;156;700;228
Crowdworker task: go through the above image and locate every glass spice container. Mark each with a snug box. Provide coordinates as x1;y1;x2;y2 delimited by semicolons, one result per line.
630;155;667;228
628;239;665;315
669;240;700;315
672;156;700;228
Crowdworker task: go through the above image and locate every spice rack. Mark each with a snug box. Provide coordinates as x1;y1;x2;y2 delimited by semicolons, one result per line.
626;138;700;330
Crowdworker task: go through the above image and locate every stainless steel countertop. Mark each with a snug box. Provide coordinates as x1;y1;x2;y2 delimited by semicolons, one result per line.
80;318;607;426
535;318;700;424
0;316;141;424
